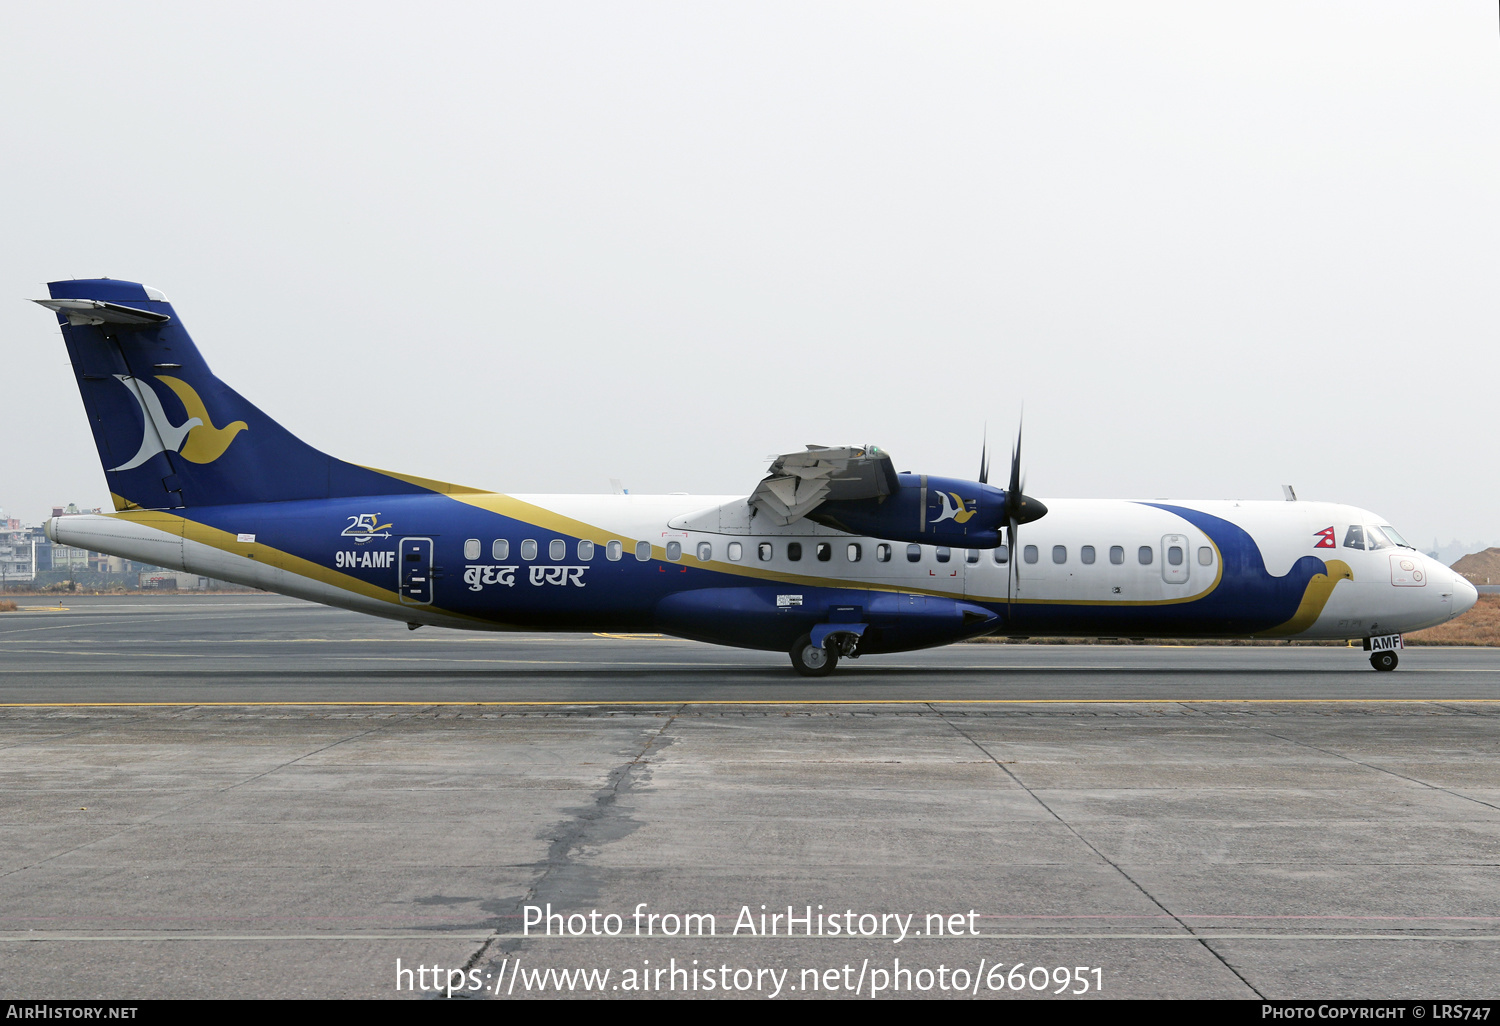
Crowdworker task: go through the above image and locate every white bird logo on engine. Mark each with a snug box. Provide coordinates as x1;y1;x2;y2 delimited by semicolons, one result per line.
932;491;978;525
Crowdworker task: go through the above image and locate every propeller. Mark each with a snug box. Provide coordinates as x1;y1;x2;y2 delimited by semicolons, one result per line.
1000;417;1048;617
978;424;989;485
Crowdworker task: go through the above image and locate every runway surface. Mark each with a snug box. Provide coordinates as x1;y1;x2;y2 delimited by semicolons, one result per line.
1;594;1494;703
3;595;1500;999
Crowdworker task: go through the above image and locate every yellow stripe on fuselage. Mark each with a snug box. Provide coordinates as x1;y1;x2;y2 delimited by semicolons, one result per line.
365;468;1230;608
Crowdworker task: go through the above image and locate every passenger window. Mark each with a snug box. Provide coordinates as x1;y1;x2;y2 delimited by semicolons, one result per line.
521;539;538;560
1343;525;1365;550
906;544;922;563
787;542;802;562
463;538;480;560
1138;545;1153;565
635;540;651;561
759;542;773;561
728;542;743;561
816;542;831;562
549;539;566;560
876;543;891;562
993;544;1009;564
578;540;594;560
606;540;622;561
935;547;951;563
1052;545;1067;564
697;541;712;562
1167;545;1184;566
1197;546;1213;566
1110;545;1124;565
666;541;682;561
847;543;862;562
966;549;979;564
492;539;509;561
1023;545;1038;564
1081;545;1095;565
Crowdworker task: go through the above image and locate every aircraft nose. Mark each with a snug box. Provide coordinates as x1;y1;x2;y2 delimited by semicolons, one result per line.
1452;573;1479;618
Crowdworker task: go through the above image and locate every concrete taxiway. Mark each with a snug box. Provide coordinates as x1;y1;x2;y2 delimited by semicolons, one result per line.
2;595;1499;999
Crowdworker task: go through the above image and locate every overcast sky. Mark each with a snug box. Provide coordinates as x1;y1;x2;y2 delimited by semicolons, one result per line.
2;2;1496;548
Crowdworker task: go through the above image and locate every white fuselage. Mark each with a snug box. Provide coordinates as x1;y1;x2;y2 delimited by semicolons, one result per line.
49;494;1476;641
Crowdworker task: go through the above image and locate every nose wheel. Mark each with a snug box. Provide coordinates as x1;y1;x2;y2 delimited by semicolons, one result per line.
1370;650;1398;672
790;633;839;677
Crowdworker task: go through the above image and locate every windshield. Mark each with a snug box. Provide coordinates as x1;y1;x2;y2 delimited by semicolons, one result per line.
1364;525;1393;551
1379;525;1412;549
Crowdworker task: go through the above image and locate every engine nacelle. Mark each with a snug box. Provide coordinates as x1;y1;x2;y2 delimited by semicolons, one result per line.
807;474;1013;548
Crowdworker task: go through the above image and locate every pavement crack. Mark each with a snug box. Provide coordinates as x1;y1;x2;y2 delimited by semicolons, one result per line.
930;703;1266;999
1260;729;1500;814
470;707;683;974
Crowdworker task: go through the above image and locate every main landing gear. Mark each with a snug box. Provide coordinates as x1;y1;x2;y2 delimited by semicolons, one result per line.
1370;650;1398;672
790;633;838;677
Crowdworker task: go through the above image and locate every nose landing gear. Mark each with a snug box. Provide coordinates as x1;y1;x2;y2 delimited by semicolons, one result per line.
1363;634;1403;672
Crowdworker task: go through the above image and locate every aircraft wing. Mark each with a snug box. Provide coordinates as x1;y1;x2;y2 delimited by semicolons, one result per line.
750;445;900;525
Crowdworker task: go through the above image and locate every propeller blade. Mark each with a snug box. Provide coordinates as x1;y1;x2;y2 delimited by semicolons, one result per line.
1008;422;1023;500
1007;515;1020;616
1004;416;1025;622
978;426;989;485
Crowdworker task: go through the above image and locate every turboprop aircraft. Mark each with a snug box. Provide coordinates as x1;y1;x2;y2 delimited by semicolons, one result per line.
36;279;1478;675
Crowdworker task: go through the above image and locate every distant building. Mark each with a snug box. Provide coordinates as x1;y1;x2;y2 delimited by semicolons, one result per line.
0;509;36;584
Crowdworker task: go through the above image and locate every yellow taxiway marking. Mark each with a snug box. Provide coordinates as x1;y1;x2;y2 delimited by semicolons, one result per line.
18;606;70;611
3;699;1500;709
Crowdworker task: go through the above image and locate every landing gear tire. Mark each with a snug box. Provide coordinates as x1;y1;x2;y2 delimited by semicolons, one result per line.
1370;651;1398;672
790;634;839;677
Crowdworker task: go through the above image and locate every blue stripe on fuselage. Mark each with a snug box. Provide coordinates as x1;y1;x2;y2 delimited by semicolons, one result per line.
177;496;1330;645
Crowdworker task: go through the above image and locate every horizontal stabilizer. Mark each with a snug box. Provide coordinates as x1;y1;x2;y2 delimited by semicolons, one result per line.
33;298;171;327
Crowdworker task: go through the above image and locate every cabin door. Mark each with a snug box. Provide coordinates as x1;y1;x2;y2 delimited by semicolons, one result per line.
1161;534;1190;585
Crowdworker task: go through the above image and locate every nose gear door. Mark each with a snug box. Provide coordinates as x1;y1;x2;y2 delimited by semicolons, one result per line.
399;537;434;604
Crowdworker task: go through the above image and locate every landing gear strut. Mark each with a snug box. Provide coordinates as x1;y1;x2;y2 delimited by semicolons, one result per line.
790;633;839;677
1370;650;1398;672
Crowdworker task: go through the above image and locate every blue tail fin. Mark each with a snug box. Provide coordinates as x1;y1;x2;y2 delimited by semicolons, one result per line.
40;279;437;511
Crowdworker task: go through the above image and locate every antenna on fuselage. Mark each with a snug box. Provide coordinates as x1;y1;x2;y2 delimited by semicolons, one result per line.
1282;485;1298;501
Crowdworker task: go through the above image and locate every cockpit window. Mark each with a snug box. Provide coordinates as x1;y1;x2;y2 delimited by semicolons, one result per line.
1364;525;1393;551
1379;525;1410;548
1343;525;1365;550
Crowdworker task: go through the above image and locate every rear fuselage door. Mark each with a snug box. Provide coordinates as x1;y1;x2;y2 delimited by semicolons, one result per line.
1161;534;1189;585
399;537;435;604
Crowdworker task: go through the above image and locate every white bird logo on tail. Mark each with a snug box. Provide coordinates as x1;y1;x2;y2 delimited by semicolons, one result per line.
107;374;247;471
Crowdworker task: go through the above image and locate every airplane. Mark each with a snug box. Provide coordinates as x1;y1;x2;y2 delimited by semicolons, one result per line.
35;279;1478;675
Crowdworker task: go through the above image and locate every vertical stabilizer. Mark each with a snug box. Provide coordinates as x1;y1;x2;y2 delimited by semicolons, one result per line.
38;279;435;510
